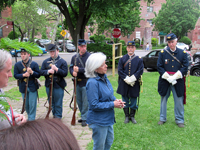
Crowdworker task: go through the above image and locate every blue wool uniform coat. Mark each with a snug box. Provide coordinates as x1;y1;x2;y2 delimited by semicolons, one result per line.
86;74;116;126
69;51;90;87
157;47;188;97
117;54;144;97
40;55;68;88
14;60;40;93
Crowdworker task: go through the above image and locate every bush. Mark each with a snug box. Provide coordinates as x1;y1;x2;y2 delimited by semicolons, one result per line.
87;43;127;68
89;35;95;41
7;31;18;40
119;40;126;46
151;38;158;46
179;36;191;45
159;43;167;47
105;37;111;42
135;43;140;48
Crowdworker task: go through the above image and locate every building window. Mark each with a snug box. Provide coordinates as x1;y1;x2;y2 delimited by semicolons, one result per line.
88;32;91;38
198;35;200;39
147;6;153;12
127;34;130;39
88;24;90;28
147;19;153;26
0;28;3;37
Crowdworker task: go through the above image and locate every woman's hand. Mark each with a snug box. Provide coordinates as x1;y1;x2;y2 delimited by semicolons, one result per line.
114;99;125;109
14;114;26;125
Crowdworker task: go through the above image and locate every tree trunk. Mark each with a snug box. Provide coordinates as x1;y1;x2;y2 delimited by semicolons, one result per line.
31;27;35;42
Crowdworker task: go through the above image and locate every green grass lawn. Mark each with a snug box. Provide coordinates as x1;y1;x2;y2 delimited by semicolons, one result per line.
87;72;200;150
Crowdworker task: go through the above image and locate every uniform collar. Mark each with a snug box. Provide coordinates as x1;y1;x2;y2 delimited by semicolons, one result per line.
51;55;60;61
79;51;87;57
22;59;30;65
167;46;177;53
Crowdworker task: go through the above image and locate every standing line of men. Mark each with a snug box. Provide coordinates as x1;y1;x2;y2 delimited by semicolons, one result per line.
10;34;188;129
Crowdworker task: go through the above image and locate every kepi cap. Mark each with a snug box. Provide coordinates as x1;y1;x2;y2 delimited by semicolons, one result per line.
20;48;27;53
166;33;177;41
78;39;86;46
127;41;135;46
47;44;57;51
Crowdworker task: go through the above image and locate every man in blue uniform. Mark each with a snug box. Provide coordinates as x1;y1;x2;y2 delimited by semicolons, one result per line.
70;39;90;126
157;33;188;128
14;48;40;121
117;41;144;124
40;44;68;119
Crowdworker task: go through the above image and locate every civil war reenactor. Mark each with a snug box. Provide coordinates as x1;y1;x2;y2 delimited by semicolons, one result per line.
70;39;90;126
157;33;188;128
40;44;68;119
14;48;40;121
117;41;144;124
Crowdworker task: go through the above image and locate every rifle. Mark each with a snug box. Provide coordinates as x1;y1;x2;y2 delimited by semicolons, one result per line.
71;35;79;125
21;60;32;114
45;52;56;119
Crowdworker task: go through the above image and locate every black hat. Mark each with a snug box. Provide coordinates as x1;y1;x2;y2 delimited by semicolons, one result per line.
47;44;57;51
78;39;86;46
20;48;27;53
166;33;177;41
127;41;135;46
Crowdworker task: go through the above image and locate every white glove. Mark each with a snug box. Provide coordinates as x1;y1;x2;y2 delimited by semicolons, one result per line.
129;82;135;87
167;76;177;85
162;72;176;85
124;76;135;86
162;72;170;80
173;70;183;79
124;75;136;83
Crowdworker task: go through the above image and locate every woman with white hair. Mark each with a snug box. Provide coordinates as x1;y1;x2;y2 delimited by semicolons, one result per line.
0;50;26;130
85;52;125;150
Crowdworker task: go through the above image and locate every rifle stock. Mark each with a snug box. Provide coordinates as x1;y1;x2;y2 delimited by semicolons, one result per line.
21;79;28;114
45;73;54;119
71;34;79;125
71;77;77;125
21;61;31;114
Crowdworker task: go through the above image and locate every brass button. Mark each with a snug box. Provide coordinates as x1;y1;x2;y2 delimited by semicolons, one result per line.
172;53;174;55
172;60;174;61
172;66;174;68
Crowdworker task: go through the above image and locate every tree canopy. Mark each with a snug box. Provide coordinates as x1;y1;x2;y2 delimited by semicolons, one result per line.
152;0;200;39
1;0;154;45
46;0;154;45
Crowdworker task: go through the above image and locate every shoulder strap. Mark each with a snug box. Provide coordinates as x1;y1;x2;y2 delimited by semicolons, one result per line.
77;54;85;68
164;48;183;67
124;55;137;68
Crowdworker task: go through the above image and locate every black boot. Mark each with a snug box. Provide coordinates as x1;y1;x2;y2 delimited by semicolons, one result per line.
130;109;137;124
123;108;129;124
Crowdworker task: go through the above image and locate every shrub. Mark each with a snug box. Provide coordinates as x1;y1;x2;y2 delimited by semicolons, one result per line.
89;35;95;41
179;36;191;45
135;43;140;48
87;43;127;68
151;38;158;46
105;37;111;42
7;31;18;40
119;40;126;46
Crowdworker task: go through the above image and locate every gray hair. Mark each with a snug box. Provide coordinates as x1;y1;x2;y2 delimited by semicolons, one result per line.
85;52;107;78
0;50;12;71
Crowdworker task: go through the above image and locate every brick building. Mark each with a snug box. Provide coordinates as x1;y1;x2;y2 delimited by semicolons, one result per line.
0;7;13;39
